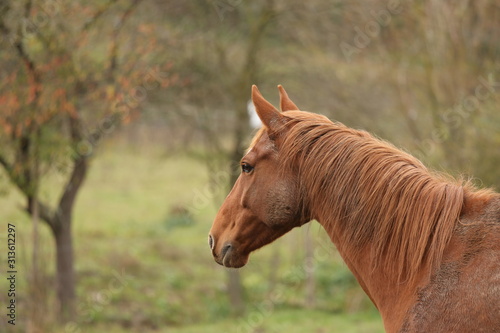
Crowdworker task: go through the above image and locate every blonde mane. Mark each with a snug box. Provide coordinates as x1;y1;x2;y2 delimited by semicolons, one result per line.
278;111;468;284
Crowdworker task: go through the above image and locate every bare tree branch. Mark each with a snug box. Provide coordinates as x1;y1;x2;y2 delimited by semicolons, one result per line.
25;199;56;229
0;2;10;35
0;152;56;228
107;0;144;78
82;0;120;32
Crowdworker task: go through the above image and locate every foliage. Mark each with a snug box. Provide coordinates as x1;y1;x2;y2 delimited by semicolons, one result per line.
0;0;175;175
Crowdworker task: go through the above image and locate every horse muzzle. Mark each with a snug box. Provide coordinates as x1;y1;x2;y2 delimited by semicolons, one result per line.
208;234;248;268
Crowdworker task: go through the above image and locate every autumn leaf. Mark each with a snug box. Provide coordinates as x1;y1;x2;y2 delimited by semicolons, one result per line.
0;120;13;136
138;24;154;34
27;84;37;104
59;98;78;118
105;85;116;101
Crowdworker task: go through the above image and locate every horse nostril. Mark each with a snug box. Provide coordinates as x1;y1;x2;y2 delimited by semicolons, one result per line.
208;234;214;250
221;243;232;257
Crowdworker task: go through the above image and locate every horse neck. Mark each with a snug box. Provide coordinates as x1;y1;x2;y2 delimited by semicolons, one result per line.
281;121;466;276
288;130;468;329
309;175;444;331
298;135;465;278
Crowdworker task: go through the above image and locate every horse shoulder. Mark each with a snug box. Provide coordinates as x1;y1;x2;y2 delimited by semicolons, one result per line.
400;195;500;333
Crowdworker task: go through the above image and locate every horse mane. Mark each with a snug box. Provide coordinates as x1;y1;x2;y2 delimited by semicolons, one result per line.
275;111;473;284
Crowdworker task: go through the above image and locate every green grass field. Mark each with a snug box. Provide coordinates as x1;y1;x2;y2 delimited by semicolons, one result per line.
0;143;384;333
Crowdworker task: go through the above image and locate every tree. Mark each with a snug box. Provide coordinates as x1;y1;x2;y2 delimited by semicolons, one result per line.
378;0;500;184
0;0;173;323
162;0;277;315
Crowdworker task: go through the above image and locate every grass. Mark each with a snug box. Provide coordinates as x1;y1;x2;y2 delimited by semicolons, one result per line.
0;142;384;333
76;309;383;333
164;309;384;333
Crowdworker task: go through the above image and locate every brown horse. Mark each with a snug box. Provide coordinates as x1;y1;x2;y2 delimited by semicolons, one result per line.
208;85;500;332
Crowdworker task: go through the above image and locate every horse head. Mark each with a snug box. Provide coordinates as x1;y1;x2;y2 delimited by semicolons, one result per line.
208;85;310;267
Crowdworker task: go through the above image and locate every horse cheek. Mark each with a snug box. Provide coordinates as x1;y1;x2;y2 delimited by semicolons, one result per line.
265;181;300;228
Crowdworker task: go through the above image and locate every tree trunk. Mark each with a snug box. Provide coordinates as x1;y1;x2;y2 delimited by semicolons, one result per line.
225;161;246;315
268;247;281;295
304;230;316;309
28;150;47;333
50;152;88;322
227;269;246;315
223;2;276;316
53;219;76;321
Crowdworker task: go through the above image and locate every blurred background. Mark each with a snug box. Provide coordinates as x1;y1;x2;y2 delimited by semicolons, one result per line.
0;1;498;332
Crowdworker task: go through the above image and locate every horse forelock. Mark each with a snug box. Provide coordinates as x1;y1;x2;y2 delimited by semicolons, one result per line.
275;111;478;284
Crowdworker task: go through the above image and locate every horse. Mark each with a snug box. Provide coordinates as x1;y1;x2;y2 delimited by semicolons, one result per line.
208;85;500;332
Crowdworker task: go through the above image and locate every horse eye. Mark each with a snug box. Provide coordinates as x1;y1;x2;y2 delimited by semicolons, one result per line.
241;162;254;174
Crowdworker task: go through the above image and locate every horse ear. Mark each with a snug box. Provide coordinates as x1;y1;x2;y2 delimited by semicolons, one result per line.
278;85;299;111
252;85;283;131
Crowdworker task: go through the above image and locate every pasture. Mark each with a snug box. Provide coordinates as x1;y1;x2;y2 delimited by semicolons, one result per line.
0;141;383;332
